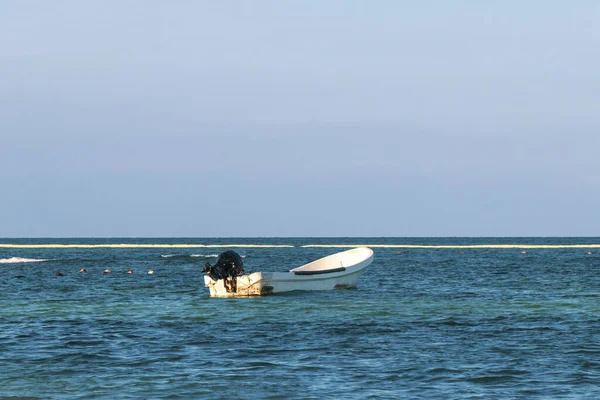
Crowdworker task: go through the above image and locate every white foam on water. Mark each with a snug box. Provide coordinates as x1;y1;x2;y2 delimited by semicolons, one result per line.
0;257;49;264
301;244;600;249
1;243;596;250
161;254;220;258
0;244;293;248
161;254;246;258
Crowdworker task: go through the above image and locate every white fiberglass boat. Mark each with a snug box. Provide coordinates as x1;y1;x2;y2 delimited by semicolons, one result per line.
203;247;374;297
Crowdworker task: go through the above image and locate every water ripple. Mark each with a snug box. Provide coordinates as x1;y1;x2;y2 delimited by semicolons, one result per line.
2;239;600;398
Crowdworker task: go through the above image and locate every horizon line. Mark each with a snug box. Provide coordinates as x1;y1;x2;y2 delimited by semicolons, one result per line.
1;235;599;239
2;243;600;249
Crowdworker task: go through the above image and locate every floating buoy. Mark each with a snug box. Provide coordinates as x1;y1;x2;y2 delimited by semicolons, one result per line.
148;270;154;275
103;269;111;274
80;268;87;273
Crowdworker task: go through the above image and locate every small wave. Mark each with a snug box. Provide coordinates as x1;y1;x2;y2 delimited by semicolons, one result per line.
301;244;600;249
192;254;247;258
161;254;219;259
0;244;293;248
161;254;246;259
0;257;49;264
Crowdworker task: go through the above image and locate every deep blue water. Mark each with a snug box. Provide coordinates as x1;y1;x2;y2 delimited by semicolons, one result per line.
1;237;600;399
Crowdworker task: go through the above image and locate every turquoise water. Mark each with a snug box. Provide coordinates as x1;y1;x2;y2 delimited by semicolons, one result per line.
1;238;600;399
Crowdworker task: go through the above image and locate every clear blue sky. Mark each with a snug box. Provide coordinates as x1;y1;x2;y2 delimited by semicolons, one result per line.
1;1;599;237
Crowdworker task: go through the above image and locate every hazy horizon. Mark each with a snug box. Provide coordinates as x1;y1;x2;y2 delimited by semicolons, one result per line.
2;235;600;240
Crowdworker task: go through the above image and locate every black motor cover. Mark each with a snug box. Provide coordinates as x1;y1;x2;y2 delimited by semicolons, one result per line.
203;250;244;280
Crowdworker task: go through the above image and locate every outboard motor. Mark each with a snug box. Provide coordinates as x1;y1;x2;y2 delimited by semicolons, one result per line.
203;250;244;281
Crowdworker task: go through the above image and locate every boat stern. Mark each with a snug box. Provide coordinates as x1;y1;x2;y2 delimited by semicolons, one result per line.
204;272;271;297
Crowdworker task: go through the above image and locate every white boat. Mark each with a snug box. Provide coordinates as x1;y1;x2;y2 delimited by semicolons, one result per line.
204;247;374;297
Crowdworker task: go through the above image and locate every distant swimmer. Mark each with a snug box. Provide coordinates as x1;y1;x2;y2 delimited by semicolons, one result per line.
459;251;464;255
127;269;133;274
103;269;111;274
587;252;593;255
56;272;64;276
148;269;154;275
80;268;87;273
521;251;527;254
396;251;402;255
15;275;25;279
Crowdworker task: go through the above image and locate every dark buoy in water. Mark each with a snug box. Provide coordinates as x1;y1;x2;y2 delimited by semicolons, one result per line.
15;275;25;279
56;272;64;277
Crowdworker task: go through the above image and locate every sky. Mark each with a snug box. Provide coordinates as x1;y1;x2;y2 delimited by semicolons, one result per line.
1;1;599;237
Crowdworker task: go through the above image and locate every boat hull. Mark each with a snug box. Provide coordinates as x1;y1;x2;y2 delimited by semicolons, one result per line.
204;248;373;298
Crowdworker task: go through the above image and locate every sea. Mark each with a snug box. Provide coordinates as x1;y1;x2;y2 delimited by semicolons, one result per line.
1;237;599;399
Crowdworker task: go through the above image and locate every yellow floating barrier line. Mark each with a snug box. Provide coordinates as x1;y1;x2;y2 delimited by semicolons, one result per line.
0;244;294;249
301;244;600;249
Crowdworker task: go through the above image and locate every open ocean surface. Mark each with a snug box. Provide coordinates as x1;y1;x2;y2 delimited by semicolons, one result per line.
1;237;600;399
